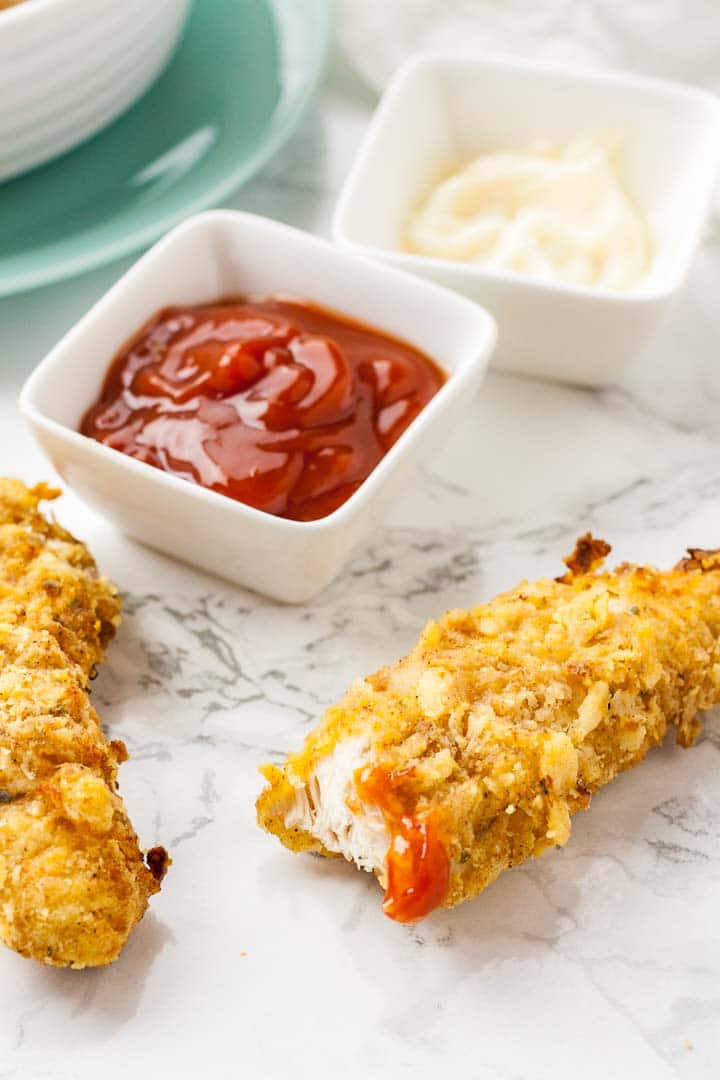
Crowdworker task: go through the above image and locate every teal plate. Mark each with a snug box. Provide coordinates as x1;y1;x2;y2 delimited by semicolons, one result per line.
0;0;329;297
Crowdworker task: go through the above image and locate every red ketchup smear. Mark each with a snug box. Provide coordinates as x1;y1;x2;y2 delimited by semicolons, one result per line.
355;764;450;923
80;299;445;522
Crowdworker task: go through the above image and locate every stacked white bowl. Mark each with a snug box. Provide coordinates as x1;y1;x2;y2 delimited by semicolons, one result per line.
0;0;191;182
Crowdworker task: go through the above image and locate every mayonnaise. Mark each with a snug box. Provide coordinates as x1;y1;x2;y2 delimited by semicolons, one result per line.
405;138;650;291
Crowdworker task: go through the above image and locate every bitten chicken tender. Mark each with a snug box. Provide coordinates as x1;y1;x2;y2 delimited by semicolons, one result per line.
258;535;720;922
0;479;167;967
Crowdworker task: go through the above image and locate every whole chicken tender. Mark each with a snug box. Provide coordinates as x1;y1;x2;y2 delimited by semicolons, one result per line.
0;479;167;968
258;536;720;922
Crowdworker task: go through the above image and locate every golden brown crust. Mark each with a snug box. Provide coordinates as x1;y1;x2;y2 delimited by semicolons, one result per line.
146;845;171;883
556;532;612;582
0;479;165;967
675;547;720;573
259;536;720;918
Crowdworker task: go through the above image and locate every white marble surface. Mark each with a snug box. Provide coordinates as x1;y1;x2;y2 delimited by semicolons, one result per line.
1;49;720;1080
337;0;720;97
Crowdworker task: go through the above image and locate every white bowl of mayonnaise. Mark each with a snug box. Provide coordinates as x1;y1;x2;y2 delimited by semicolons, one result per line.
334;52;720;387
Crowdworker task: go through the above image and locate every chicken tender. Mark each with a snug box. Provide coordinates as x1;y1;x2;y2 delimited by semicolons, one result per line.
258;536;720;922
0;479;167;967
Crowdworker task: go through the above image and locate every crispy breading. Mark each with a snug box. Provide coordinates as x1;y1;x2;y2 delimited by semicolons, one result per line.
258;537;720;922
0;479;167;968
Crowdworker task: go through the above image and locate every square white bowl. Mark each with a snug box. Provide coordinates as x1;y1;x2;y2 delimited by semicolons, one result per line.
20;211;496;604
333;52;720;388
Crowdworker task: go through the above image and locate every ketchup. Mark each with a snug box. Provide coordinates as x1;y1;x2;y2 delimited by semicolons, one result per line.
355;764;450;923
81;299;445;522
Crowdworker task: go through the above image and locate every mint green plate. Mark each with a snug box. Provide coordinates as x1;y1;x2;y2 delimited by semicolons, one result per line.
0;0;329;297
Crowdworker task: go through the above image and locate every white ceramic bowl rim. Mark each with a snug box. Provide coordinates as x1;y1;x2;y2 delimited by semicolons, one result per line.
334;49;720;306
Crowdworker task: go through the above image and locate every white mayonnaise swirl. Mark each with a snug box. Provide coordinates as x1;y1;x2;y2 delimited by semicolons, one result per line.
405;138;651;291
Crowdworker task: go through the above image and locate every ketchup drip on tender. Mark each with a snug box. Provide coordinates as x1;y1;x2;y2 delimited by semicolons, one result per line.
81;299;445;522
355;764;450;923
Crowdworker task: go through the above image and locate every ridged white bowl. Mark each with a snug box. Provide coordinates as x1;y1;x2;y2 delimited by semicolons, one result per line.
0;0;191;182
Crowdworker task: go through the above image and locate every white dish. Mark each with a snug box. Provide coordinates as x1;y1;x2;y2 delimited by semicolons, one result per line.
333;52;720;388
19;210;496;603
0;0;190;182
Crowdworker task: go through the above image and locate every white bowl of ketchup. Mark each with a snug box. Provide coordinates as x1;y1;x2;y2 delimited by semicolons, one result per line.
20;211;496;603
0;0;190;182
